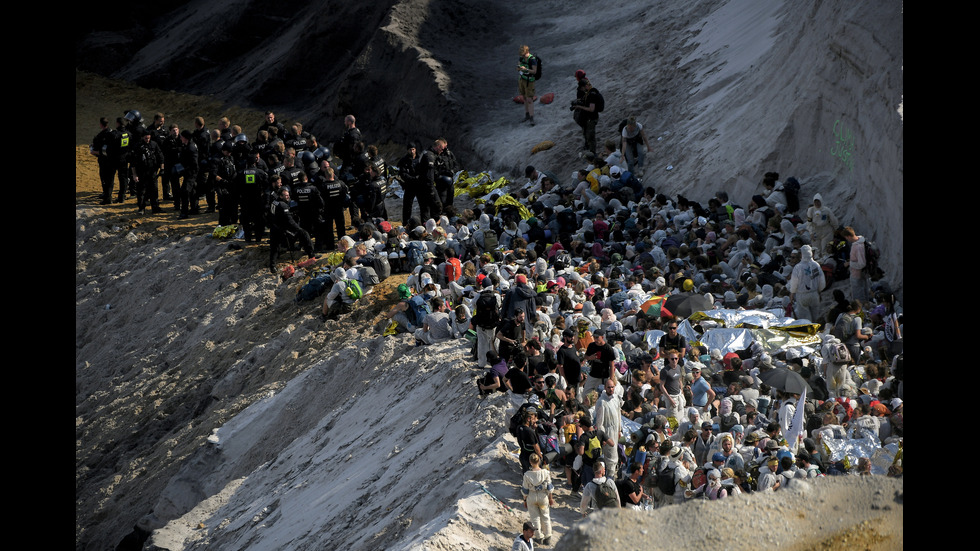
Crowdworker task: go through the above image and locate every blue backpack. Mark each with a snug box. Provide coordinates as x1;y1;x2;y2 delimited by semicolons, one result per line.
405;241;427;270
407;294;432;327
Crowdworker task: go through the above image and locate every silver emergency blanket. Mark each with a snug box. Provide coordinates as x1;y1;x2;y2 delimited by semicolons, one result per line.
822;425;885;472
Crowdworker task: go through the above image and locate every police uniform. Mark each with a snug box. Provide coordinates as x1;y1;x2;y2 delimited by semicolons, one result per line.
177;138;199;218
417;149;442;221
316;174;349;247
236;164;268;242
292;180;326;249
397;149;420;224
160;133;182;205
109;124;133;203
212;147;238;225
92;126;116;205
191;127;210;213
130;138;164;213
268;195;315;270
435;148;458;211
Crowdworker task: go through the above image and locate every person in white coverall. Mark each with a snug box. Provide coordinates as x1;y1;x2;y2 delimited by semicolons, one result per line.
806;193;839;259
521;453;554;546
594;377;623;479
789;245;826;321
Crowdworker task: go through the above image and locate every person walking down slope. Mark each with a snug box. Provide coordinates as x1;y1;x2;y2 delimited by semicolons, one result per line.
518;45;539;126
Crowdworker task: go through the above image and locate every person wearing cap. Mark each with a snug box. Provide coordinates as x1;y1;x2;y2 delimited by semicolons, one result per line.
689;364;715;415
524;165;544;192
794;450;821;478
583;328;615;395
666;444;694;504
501;273;539;336
383;283;420;333
512;521;536;551
517;407;544;473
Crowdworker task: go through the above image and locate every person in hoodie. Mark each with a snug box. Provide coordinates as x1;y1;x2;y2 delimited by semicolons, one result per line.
501;274;539;335
789;244;826;321
521;452;555;546
806;193;839;259
842;226;870;302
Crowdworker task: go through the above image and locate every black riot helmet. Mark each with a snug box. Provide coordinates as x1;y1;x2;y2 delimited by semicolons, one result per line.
300;150;316;167
313;146;332;163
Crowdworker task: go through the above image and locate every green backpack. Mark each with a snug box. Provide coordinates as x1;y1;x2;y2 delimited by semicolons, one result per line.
345;279;363;300
593;479;619;509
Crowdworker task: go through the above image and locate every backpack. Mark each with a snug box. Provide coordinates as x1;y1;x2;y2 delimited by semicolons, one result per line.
828;342;852;364
405;241;427;269
655;460;676;496
593;89;605;113
473;292;501;329
445;257;462;283
691;467;707;492
783;178;801;213
720;413;738;434
356;266;380;287
585;431;603;463
831;312;854;340
345;279;363;300
483;230;498;250
407;294;432;327
591;479;619;509
531;55;542;80
509;402;538;437
863;240;885;281
365;254;391;281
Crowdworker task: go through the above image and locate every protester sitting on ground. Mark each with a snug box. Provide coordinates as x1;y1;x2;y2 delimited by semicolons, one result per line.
322;267;357;320
415;296;452;345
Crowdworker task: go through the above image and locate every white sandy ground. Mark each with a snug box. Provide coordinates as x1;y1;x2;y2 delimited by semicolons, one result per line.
76;0;902;549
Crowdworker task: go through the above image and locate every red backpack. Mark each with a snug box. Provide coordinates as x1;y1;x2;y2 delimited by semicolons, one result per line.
445;257;462;283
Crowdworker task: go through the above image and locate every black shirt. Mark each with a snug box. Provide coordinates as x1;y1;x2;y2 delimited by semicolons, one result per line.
585;341;615;380
557;345;582;386
506;367;533;395
617;477;642;506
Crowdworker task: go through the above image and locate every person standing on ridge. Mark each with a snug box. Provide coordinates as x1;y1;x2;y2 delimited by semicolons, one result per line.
572;78;602;155
518;45;538;126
